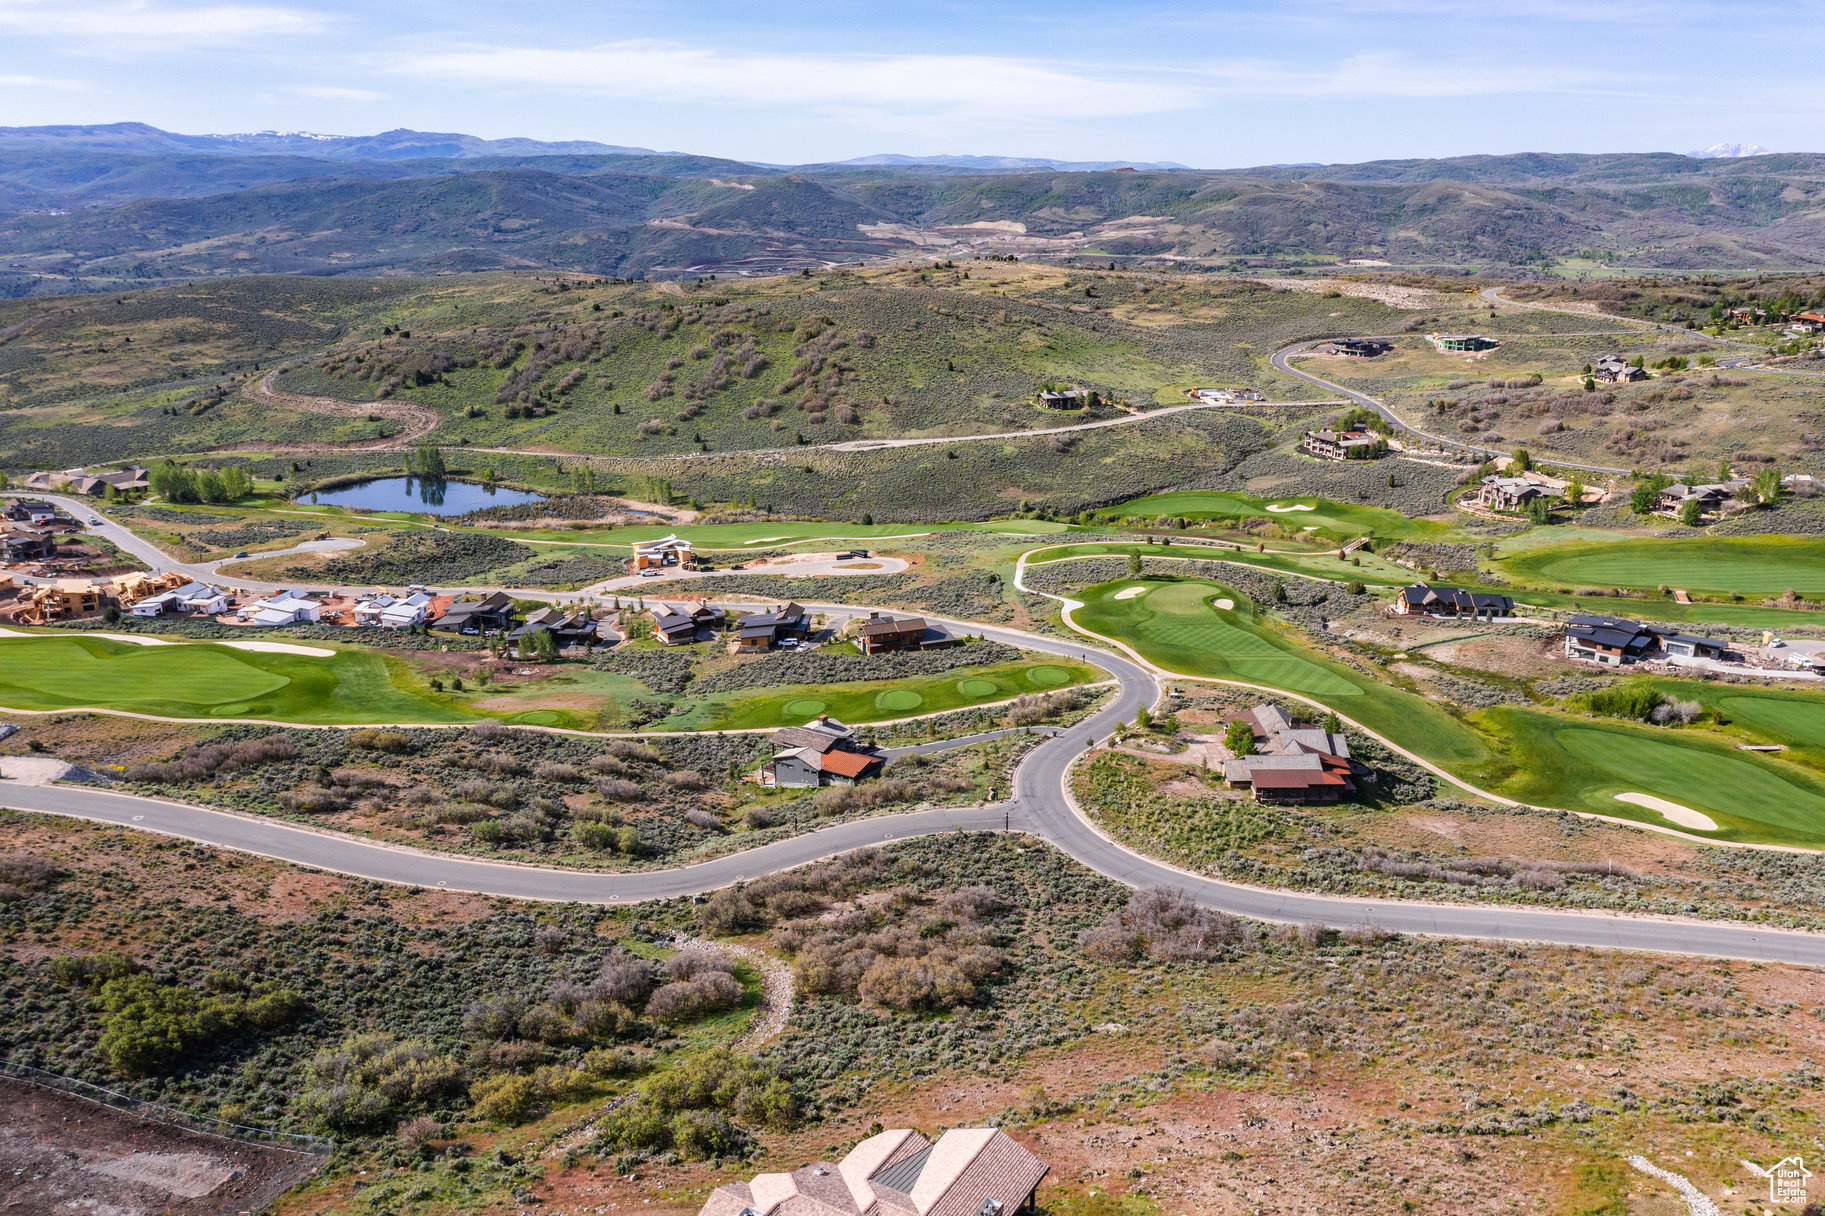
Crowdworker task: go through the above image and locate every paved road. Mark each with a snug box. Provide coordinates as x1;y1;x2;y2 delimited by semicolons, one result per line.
1269;341;1633;477
11;496;1825;963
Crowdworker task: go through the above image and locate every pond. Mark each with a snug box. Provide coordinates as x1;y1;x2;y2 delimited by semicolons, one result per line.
304;477;546;516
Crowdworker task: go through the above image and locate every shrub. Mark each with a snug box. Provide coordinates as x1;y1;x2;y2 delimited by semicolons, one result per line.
645;972;743;1023
684;808;724;831
1586;684;1665;721
1078;887;1244;964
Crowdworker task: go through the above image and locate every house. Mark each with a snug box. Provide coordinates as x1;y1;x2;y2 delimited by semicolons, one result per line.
353;590;434;628
630;534;696;571
1656;480;1747;517
98;465;149;491
1194;387;1264;404
1391;583;1514;618
1473;475;1551;511
109;570;186;606
1;529;55;562
510;606;598;650
4;501;57;526
130;581;229;617
432;591;519;635
733;602;810;651
760;717;885;788
1659;631;1728;661
1593;355;1649;384
13;579;104;624
1221;704;1366;805
1321;339;1392;358
1037;386;1094;410
652;599;725;645
1563;614;1658;666
1301;428;1382;460
238;590;320;626
1435;333;1499;352
699;1126;1047;1216
22;469;107;496
856;612;928;654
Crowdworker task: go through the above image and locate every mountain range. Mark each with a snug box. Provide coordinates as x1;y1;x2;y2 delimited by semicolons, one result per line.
1;123;1823;292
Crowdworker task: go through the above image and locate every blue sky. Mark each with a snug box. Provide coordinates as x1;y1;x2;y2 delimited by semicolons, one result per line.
0;0;1816;167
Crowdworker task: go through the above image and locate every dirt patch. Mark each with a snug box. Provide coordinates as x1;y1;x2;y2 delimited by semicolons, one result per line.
240;369;439;452
0;1077;321;1216
1264;276;1451;309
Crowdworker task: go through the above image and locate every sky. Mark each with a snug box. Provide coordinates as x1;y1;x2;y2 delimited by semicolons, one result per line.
0;0;1818;168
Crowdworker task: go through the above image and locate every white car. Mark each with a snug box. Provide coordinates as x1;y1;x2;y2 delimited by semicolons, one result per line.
88;518;103;526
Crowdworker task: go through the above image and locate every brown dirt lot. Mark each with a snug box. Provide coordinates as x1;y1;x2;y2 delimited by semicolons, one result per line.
0;1077;322;1216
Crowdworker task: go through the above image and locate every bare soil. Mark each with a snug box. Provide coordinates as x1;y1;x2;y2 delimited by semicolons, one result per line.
0;1077;321;1216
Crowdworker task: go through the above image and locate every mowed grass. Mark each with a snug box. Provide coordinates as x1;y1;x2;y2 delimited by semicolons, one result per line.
0;636;477;725
1719;695;1825;751
1485;705;1825;844
666;659;1103;732
1071;577;1495;774
1102;490;1451;541
1028;543;1414;585
1500;536;1825;595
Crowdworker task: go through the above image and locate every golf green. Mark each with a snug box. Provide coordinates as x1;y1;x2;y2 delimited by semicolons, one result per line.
1556;727;1825;838
957;679;999;697
0;635;476;725
782;698;829;718
1027;665;1071;686
1501;537;1825;595
875;689;925;712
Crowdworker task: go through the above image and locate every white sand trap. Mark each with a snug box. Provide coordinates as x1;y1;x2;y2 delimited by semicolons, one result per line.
0;627;175;646
744;536;791;544
1265;503;1316;513
1113;585;1148;600
1615;792;1718;832
1213;597;1235;609
217;639;335;656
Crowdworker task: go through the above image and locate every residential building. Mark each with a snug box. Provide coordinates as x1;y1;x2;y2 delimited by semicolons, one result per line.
734;602;810;651
1037;386;1093;409
1391;583;1514;618
630;534;696;571
699;1126;1047;1216
1563;614;1658;666
131;580;229;617
1300;428;1382;460
1473;475;1551;511
1660;632;1728;660
1656;480;1747;517
4;502;57;526
1321;339;1392;358
652;599;725;645
1435;333;1499;352
22;469;106;496
354;590;433;628
432;591;519;635
760;717;885;789
109;571;187;607
13;579;104;625
1593;355;1649;384
239;591;320;626
1221;704;1367;805
1;529;55;562
856;612;928;654
1194;387;1264;404
98;465;149;491
509;606;598;650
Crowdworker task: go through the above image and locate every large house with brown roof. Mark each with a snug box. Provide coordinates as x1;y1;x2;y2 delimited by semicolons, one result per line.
1222;704;1368;805
699;1126;1047;1216
856;612;929;654
760;717;885;788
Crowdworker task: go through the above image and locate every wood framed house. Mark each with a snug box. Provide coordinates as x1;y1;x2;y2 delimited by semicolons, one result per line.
1563;614;1657;666
1220;704;1368;805
857;612;928;654
1390;583;1514;618
432;591;519;635
759;718;884;789
734;602;809;651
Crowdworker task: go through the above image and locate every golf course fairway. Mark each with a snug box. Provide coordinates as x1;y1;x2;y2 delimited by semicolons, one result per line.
0;635;478;725
1499;536;1825;596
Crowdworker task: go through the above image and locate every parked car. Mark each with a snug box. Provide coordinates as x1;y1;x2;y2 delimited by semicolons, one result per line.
641;568;662;577
233;551;250;559
87;518;103;526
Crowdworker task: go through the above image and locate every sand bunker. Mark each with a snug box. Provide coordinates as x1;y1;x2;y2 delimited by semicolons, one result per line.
1265;503;1316;513
1615;792;1718;832
1113;586;1148;600
216;639;335;657
745;536;790;544
1213;598;1235;609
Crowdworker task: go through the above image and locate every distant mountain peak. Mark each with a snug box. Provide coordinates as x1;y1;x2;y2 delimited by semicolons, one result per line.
1688;142;1772;159
833;152;1193;173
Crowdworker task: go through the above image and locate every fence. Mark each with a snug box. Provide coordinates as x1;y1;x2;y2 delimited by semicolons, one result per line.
0;1057;333;1157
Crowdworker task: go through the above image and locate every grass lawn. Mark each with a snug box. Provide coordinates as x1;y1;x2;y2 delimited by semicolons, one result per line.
1027;542;1415;586
1100;490;1453;542
1482;705;1825;845
659;658;1103;731
0;635;478;725
1070;576;1496;775
1498;536;1825;596
1717;694;1825;751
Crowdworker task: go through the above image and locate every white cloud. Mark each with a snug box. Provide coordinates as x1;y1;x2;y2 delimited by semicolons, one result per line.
0;73;86;90
1195;50;1631;100
0;0;323;46
293;84;385;101
384;41;1195;121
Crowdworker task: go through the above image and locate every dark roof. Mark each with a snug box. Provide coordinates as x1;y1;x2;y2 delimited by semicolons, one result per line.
859;614;925;637
1401;583;1513;612
473;591;515;613
871;1145;932;1195
738;624;777;640
1567;613;1644;631
771;724;850;753
1662;632;1724;649
1568;623;1652;650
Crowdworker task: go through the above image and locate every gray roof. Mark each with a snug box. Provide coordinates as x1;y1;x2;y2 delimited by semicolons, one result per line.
870;1145;933;1195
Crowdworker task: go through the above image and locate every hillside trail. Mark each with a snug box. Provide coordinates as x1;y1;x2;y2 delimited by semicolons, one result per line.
237;369;440;452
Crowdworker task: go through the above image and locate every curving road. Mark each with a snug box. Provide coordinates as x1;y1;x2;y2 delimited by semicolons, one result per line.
10;497;1825;963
